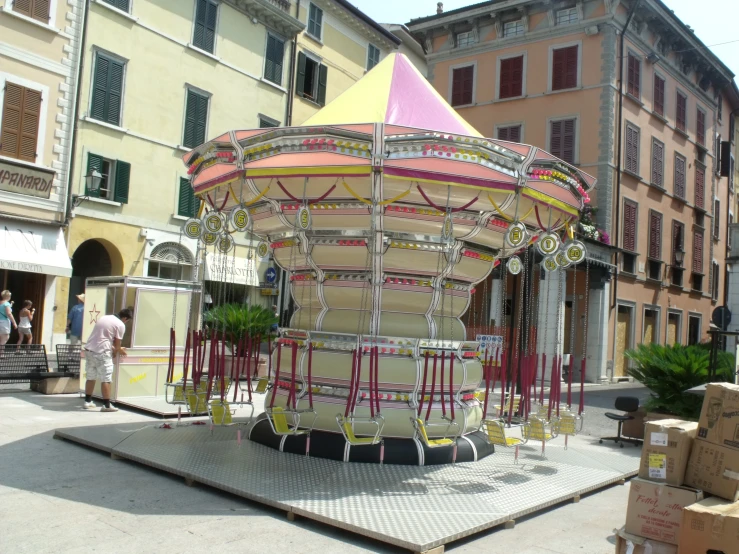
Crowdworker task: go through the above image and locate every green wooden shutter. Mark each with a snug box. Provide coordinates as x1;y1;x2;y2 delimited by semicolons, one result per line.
90;53;124;126
178;177;197;217
106;59;124;125
195;94;208;146
264;35;284;86
193;0;207;50
317;63;328;106
113;160;130;203
183;90;208;148
296;52;307;98
204;0;217;54
90;54;110;122
86;154;104;197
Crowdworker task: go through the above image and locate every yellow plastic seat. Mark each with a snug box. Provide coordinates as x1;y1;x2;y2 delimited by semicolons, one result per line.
209;401;234;425
266;407;316;437
185;390;209;414
342;422;378;445
553;411;583;449
494;395;521;415
522;416;559;456
480;418;528;463
336;414;385;447
412;418;457;448
254;378;269;394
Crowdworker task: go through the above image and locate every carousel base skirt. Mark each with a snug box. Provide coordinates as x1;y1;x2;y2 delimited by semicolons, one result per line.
248;413;495;465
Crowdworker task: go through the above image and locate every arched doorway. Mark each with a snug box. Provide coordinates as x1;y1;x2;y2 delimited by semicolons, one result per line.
68;239;115;311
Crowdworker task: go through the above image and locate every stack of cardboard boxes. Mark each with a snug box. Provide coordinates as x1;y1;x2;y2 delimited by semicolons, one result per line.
616;383;739;554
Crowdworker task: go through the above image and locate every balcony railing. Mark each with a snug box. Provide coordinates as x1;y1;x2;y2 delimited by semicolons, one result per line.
265;0;291;12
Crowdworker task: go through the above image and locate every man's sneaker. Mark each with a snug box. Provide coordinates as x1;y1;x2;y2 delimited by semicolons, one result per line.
101;405;118;412
83;401;96;410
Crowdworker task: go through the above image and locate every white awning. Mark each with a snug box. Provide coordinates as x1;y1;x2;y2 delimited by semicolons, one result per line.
203;252;259;286
0;219;72;277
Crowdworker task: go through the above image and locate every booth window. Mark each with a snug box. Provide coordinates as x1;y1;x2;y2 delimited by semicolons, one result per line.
148;243;193;280
0;83;41;162
87;153;130;203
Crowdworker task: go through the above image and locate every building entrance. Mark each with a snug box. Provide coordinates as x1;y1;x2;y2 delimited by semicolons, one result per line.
1;269;46;344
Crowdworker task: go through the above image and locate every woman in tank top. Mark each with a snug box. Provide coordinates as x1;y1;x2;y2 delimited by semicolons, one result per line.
17;300;34;350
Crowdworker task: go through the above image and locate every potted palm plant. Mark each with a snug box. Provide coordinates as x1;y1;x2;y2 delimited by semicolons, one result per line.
203;303;277;378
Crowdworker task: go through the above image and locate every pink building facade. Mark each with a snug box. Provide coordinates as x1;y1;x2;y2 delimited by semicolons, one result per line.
409;0;739;381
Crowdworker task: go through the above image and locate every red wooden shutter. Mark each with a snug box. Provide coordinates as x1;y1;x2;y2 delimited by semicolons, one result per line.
509;125;521;143
562;118;575;164
714;199;720;238
693;231;703;273
697;109;705;145
676;92;687;131
498;127;509;141
462;66;473;105
654;76;665;116
623;201;637;251
552;46;577;90
695;166;705;208
451;68;463;106
675;155;686;198
672;221;683;263
651;140;663;186
625;125;638;174
452;66;474;106
550;120;562;158
627;54;640;97
499;55;523;99
0;83;41;162
649;211;662;259
500;58;511;99
564;46;578;89
552;49;565;91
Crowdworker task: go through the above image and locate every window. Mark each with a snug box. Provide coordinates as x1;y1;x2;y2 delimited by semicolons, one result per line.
667;312;682;344
714;199;720;239
102;0;130;12
712;261;720;301
674;153;686;199
497;125;521;143
296;52;328;106
552;45;578;91
90;52;125;126
671;220;685;287
264;34;285;86
622;199;637;273
178;177;198;218
182;89;209;149
148;243;193;281
192;0;218;54
653;75;665;116
504;20;524;37
0;83;41;162
456;31;476;48
644;309;659;343
695;164;705;209
715;135;722;175
451;65;474;107
549;118;576;164
86;152;130;203
648;210;662;280
259;115;279;128
624;124;639;175
556;7;579;25
687;315;701;345
676;91;687;132
627;53;641;99
651;138;664;187
693;230;703;274
499;55;524;99
9;0;50;21
307;2;323;40
717;94;723;122
367;44;380;71
696;107;706;146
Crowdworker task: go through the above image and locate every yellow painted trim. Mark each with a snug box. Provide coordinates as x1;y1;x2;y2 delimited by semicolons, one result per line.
245;166;371;177
389;173;516;194
342;180;411;206
197;199;205;218
245;185;270;206
488;194;514;222
522;188;579;216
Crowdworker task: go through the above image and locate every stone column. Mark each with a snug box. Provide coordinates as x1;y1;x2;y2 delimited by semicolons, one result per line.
537;269;565;384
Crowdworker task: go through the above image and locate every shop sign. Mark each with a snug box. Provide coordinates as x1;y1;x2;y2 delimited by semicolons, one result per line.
0;160;55;199
203;253;259;286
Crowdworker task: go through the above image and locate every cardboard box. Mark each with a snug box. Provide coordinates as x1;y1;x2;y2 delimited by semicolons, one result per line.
615;527;678;554
625;478;704;545
697;382;739;450
639;419;698;486
678;497;739;554
684;440;739;501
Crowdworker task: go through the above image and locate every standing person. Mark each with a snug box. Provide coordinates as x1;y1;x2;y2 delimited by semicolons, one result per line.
16;301;34;351
66;294;85;345
83;308;132;412
0;290;18;351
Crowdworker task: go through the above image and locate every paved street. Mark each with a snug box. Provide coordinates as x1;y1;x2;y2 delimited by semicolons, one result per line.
0;383;644;553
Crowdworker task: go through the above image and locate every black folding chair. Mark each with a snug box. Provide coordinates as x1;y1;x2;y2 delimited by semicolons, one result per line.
599;396;641;448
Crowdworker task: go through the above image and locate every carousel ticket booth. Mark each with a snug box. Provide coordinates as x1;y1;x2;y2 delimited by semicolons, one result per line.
80;276;202;415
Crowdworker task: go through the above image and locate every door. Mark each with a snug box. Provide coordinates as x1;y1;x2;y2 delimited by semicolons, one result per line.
688;316;701;345
615;305;632;378
667;313;679;345
643;309;657;344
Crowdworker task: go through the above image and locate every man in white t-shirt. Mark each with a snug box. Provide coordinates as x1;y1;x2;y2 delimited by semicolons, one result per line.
83;308;132;412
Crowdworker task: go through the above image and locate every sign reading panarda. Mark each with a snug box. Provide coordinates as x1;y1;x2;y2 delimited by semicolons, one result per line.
0;160;55;199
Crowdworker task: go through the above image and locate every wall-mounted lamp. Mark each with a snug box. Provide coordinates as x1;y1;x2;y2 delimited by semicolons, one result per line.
72;169;103;208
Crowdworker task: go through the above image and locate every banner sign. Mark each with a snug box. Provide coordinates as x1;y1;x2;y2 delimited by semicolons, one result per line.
0;160;55;199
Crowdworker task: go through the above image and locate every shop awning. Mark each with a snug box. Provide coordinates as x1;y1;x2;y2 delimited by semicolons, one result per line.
0;219;72;277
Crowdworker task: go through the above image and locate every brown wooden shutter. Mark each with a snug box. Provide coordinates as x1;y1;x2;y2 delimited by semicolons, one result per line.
498;127;509;141
697;108;705;145
672;221;683;263
627;54;640;97
562;118;575;164
714;199;720;238
676;92;687;131
623;200;637;251
654;76;665;116
500;56;523;99
651;140;663;186
0;83;41;162
552;48;565;91
695;165;705;208
498;125;521;143
625;125;638;174
12;0;32;17
693;230;703;273
32;0;50;21
564;46;578;89
649;211;662;259
452;66;473;106
550;120;562;158
674;155;686;198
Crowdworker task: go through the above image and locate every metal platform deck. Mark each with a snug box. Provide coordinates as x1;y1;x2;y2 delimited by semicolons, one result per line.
55;424;640;553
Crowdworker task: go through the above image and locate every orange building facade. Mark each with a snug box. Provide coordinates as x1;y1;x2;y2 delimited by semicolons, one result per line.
409;0;739;381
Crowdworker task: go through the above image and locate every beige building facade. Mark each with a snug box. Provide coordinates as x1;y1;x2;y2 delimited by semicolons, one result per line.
1;0;85;347
408;0;738;381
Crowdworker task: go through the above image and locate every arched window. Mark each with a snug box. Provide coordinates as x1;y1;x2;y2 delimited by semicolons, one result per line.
147;242;193;280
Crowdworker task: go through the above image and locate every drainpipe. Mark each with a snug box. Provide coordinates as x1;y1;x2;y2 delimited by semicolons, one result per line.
63;0;90;227
284;0;300;126
610;0;641;369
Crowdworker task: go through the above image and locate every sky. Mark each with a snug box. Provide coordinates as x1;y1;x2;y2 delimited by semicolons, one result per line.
352;0;739;77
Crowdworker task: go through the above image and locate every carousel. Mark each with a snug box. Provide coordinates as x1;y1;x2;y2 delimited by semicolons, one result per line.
171;53;595;465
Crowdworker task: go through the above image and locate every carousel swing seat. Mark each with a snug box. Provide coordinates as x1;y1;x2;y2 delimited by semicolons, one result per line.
480;418;529;463
522;415;559;457
184;389;210;415
411;417;461;448
336;414;385;446
265;406;317;436
207;398;255;426
494;394;522;416
553;411;583;449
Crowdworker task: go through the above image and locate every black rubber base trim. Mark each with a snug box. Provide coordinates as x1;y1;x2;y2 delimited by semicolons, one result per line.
249;414;495;465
